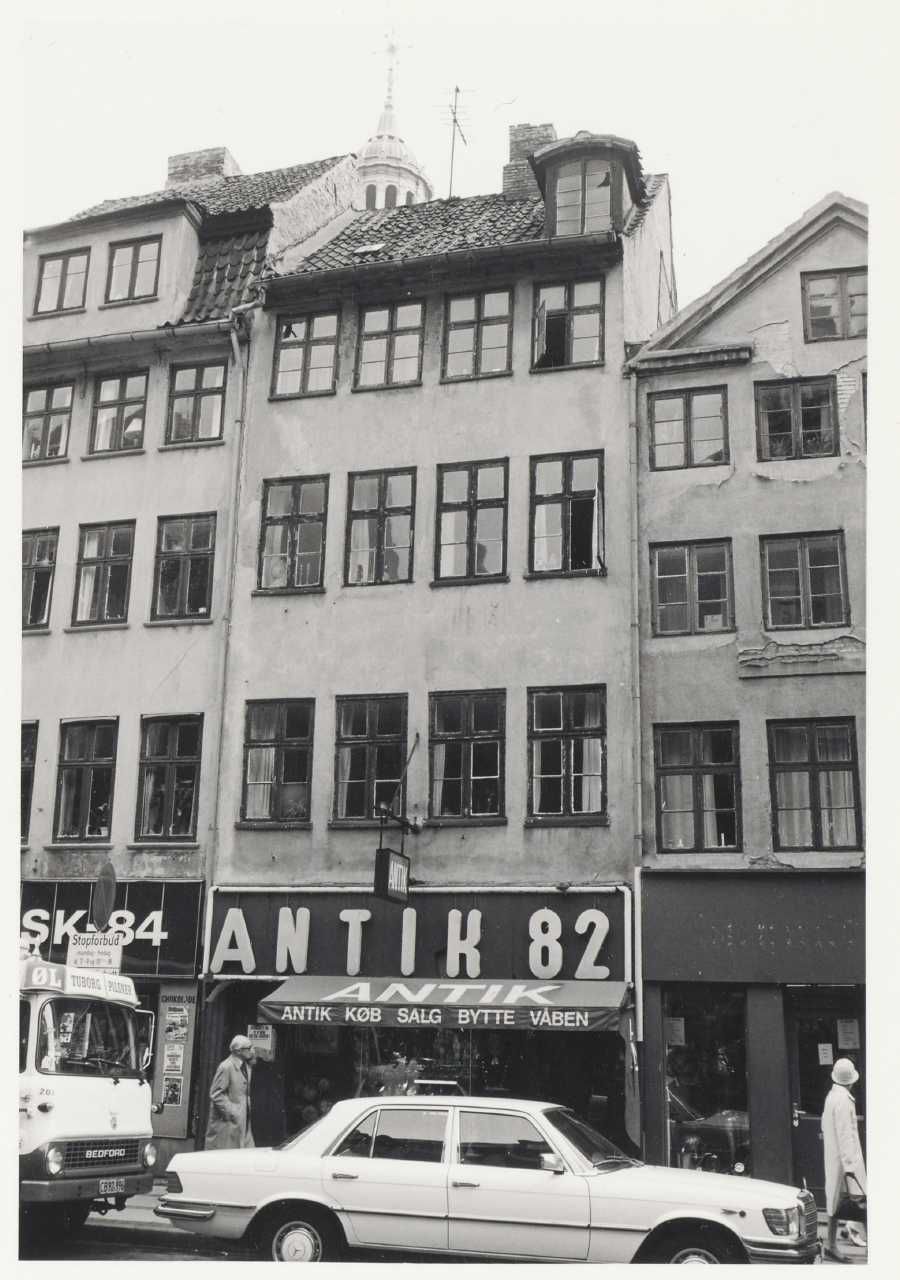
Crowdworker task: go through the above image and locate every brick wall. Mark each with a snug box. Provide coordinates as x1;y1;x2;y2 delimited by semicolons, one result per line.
166;147;242;187
502;123;556;198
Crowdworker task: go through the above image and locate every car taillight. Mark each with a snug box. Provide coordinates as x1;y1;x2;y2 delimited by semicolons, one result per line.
165;1170;183;1194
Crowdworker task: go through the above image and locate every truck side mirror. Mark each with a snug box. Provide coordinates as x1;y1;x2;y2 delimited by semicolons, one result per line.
140;1046;153;1073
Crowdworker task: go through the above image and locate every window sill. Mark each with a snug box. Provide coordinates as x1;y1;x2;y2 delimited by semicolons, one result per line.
529;361;605;375
23;626;52;637
251;587;326;597
523;568;607;581
268;389;337;402
764;621;852;633
29;306;87;321
327;819;387;830
64;622;130;633
430;575;510;589
98;296;159;310
23;455;70;468
343;579;414;589
80;449;146;462
126;841;199;850
652;627;737;639
524;815;609;829
351;380;423;394
439;369;514;386
426;817;508;828
43;842;113;851
235;821;313;831
650;461;731;473
144;616;214;628
803;334;864;344
756;453;840;465
158;438;225;452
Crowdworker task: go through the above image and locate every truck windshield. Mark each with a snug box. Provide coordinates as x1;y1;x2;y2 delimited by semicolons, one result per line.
37;998;140;1077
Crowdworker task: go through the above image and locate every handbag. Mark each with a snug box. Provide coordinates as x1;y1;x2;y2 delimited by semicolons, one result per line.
835;1172;867;1223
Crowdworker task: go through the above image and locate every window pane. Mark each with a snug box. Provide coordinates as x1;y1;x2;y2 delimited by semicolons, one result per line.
435;698;463;735
140;765;167;835
57;767;83;836
86;767;112;837
372;1109;445;1163
174;368;197;392
266;483;294;518
818;771;857;846
383;516;411;581
658;730;693;767
177;722;200;756
472;697;500;734
352;476;380;510
359;336;387;385
186;557;211;614
261;525;290;588
799;383;833;456
815;724;852;762
773;726;809;763
690;393;726;464
363;309;390;333
245;746;275;818
442;469;469;503
249;703;280;741
571;456;598;492
459;1110;550;1169
105;563;129;620
807;275;840;338
296;523;323;587
440;511;468;578
449;296;476;323
298;481;326;515
395;304;422;329
170;397;194;441
775;773;813;846
569;495;596;570
570;689;603;729
120;405;144;448
171;765;197;833
571;737;603;813
470;739;497;777
476;466;504;501
533;740;563;813
701;728;735;764
197;394;223;440
377;699;403;736
533;502;562;570
155;559;181;616
385;473;412;508
474;507;503;575
348;517;377;583
107;247;132;301
62;725;90;760
311;314;337;339
538;285;566;312
660;775;695;849
276;350;303;396
533;692;562;730
573;280;601;309
480;322;509;373
46;415;69;457
340;703;368;737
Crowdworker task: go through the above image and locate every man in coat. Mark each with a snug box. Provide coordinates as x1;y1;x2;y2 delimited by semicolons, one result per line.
205;1034;255;1149
821;1058;866;1258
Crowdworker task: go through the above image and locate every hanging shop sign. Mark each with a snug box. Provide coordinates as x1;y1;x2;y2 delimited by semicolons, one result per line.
20;880;204;978
374;848;410;904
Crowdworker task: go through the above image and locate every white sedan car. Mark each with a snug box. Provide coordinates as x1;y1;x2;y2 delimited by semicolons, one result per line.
155;1095;819;1264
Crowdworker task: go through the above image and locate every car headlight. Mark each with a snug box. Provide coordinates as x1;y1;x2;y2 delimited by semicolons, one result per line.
763;1206;801;1238
142;1141;158;1169
46;1145;64;1176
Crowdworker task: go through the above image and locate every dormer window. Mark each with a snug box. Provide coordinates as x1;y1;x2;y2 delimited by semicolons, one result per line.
553;159;611;237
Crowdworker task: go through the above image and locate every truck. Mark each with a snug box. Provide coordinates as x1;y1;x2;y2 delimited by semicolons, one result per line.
19;955;159;1242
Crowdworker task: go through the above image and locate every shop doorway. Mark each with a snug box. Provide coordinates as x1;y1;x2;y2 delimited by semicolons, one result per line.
786;986;865;1206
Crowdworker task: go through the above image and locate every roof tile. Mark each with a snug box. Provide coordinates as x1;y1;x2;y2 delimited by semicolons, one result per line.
180;227;270;323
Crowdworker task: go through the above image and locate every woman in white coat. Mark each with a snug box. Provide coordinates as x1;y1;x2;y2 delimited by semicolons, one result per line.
821;1057;866;1258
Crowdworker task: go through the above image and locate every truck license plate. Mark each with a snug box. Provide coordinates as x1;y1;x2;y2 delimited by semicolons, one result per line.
99;1178;125;1194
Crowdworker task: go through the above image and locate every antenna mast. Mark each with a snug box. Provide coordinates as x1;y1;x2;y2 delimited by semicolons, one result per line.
448;86;468;198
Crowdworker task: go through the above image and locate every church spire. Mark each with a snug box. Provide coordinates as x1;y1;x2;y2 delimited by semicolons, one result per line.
355;28;433;209
376;32;399;137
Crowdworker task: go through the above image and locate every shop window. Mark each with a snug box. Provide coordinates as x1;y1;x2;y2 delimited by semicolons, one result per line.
90;371;147;453
435;459;508;582
761;532;849;629
802;268;867;341
21;722;37;843
355;301;424;389
664;985;750;1175
105;235;161;302
166;362;227;444
443;290;513;380
654;723;741;852
152;513;216;619
552;159;612;237
333;694;407;821
755;378;837;461
371;1108;446;1162
532;280;604;370
242;700;314;824
527;685;606;821
345;468;415;585
651;541;734;635
529;451;605;576
258;476;328;591
459;1109;552;1170
649;388;728;469
72;521;135;626
136;715;203;840
767;718;861;850
271;313;339;398
23;383;74;463
429;691;505;821
54;719;118;842
22;528;58;630
35;248;90;314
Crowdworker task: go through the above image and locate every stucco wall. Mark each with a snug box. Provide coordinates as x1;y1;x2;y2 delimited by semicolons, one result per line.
623;177;676;345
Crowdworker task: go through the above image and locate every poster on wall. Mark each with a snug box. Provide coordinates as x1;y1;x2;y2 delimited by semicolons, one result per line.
163;1076;183;1106
664;1017;686;1047
836;1019;860;1051
164;1043;185;1074
818;1043;835;1066
247;1024;274;1054
164;1004;190;1042
153;985;198;1140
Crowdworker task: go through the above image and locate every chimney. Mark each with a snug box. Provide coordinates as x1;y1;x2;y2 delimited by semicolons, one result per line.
166;147;242;188
502;123;557;197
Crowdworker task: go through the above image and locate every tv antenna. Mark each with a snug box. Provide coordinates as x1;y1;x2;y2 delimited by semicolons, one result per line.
447;86;468;198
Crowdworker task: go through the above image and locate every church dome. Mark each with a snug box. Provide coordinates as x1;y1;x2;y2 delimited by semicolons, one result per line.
355;45;433;208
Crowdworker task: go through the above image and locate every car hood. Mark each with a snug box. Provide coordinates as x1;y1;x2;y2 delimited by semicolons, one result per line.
591;1163;801;1210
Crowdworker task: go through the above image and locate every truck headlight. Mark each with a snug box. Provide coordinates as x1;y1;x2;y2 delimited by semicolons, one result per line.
763;1206;801;1238
142;1141;158;1168
46;1145;64;1176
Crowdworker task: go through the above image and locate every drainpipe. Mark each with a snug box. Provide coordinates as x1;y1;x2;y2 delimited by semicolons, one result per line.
626;363;644;1042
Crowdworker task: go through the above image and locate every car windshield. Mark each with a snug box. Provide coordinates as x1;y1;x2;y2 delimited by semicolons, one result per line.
37;997;140;1077
544;1108;641;1167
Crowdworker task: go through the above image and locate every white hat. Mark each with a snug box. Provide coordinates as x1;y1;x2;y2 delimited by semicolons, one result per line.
230;1034;252;1052
832;1058;859;1087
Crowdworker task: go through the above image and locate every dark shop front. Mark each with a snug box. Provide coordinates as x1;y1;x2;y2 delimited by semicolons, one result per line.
640;870;865;1204
199;885;640;1151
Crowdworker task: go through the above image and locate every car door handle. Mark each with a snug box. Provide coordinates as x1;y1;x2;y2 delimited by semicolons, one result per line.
452;1180;480;1188
331;1171;359;1180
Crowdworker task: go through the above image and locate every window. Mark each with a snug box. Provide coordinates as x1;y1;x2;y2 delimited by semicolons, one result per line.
137;716;203;840
529;451;604;575
371;1108;446;1163
761;533;848;629
365;184;377;211
72;522;135;625
22;722;37;842
552;158;612;237
356;302;424;388
443;290;513;380
258;476;328;591
334;694;407;821
649;388;728;469
528;686;606;820
334;1111;377;1157
271;313;339;397
755;378;837;461
167;363;227;443
345;469;415;585
152;514;216;619
37;998;140;1077
105;236;161;302
385;185;398;209
651;541;734;635
429;691;505;820
655;723;741;852
802;269;867;341
459;1110;552;1170
22;528;58;629
768;719;861;850
23;383;74;462
34;249;89;314
435;460;508;581
54;720;118;841
90;372;147;452
242;700;314;823
532;280;603;369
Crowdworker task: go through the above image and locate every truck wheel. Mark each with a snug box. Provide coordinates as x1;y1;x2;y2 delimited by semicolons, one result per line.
260;1207;341;1262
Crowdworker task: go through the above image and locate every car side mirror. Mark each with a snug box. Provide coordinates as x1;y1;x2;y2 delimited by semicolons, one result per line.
540;1152;566;1175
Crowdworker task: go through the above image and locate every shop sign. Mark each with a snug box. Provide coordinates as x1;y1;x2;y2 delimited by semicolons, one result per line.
374;848;409;904
20;957;139;1006
20;880;204;977
67;929;125;973
205;886;630;983
247;1024;274;1053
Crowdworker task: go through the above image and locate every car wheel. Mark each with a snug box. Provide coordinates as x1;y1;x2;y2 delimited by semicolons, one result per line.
261;1208;340;1262
657;1232;745;1265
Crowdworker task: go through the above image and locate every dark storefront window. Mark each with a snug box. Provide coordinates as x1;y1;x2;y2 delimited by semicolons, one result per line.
663;986;750;1176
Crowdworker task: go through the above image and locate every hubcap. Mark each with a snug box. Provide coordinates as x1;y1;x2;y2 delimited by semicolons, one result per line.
670;1244;720;1264
272;1222;322;1262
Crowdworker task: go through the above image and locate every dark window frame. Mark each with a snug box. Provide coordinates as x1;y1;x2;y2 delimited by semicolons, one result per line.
240;699;315;826
549;156;614;238
760;531;850;630
135;714;204;841
22;527;59;631
441;288;514;382
71;520;136;627
755;377;839;462
22;721;38;843
801;267;868;342
53;718;118;843
648;386;730;470
34;248;91;315
434;458;509;583
151;512;217;621
528;449;606;577
344;468;416;587
332;693;408;824
165;361;228;445
428;690;506;823
653;721;742;853
23;381;75;463
526;684;607;823
104;235;162;303
89;370;148;453
257;475;329;593
270;311;340;399
650;539;735;636
767;717;862;852
531;277;605;371
354;300;425;390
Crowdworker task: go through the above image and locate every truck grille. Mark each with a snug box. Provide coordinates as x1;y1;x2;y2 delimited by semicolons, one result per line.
799;1191;818;1242
63;1138;142;1172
